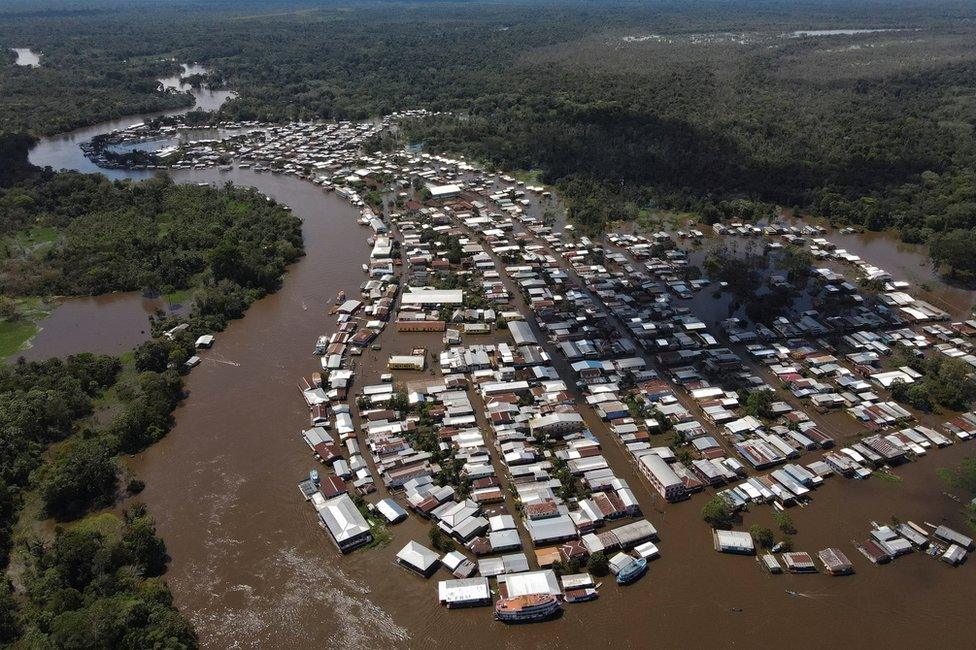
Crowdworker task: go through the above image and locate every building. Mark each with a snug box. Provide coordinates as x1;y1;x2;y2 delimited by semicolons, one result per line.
438;577;491;608
713;529;755;555
388;354;426;371
529;412;586;438
498;570;561;597
396;319;447;332
376;498;408;524
396;540;441;577
400;288;464;306
314;493;372;553
638;453;688;502
782;551;817;573
427;183;461;200
508;320;539;346
818;547;854;575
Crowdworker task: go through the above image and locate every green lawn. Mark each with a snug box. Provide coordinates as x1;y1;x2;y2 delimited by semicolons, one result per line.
0;319;38;358
163;289;193;305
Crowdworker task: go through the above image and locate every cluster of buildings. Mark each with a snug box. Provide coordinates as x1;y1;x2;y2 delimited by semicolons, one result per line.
135;111;976;613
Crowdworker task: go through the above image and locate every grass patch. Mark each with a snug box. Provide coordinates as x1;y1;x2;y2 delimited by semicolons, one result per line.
0;296;52;358
513;169;545;186
875;470;903;483
0;319;39;358
67;512;124;539
356;502;392;549
162;289;193;305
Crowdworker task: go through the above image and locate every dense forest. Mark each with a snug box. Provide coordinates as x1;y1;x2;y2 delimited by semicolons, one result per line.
0;159;300;645
0;170;303;297
5;1;976;271
0;352;195;646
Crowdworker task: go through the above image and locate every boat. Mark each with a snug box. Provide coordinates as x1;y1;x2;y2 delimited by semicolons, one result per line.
361;263;369;273
309;469;319;485
218;164;232;171
313;336;328;355
493;594;561;623
563;588;598;603
311;372;322;387
615;557;648;585
335;290;347;305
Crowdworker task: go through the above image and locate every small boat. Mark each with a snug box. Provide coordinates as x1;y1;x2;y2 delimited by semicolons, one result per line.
218;164;232;171
366;236;375;246
313;336;328;355
493;594;561;623
335;290;346;305
309;469;319;485
311;372;322;387
563;588;598;603
361;263;369;273
771;542;785;553
616;557;648;585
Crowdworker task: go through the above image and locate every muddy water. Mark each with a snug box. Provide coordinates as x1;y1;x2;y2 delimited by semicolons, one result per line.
124;172;975;647
25;151;976;646
15;293;179;362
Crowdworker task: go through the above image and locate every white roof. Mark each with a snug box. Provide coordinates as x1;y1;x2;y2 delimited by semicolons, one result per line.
396;540;440;571
438;577;489;604
400;288;464;305
498;569;561;597
316;494;370;543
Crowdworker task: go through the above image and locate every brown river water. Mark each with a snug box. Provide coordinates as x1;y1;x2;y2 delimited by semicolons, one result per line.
25;108;976;647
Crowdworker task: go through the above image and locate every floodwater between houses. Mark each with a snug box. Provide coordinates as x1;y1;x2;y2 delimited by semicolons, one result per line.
26;130;976;647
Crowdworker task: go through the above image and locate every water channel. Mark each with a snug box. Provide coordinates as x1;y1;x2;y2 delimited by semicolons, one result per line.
23;69;976;647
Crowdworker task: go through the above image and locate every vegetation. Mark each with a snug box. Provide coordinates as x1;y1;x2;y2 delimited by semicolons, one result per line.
428;525;455;554
749;524;775;550
586;551;609;577
742;389;775;420
1;2;975;245
938;458;976;531
772;510;797;535
888;354;976;412
1;170;302;299
9;507;196;648
701;495;735;529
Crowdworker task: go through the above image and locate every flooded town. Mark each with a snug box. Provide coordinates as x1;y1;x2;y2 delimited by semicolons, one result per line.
7;6;976;646
42;107;975;642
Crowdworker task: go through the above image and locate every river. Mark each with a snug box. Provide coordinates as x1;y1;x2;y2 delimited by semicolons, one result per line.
25;82;976;647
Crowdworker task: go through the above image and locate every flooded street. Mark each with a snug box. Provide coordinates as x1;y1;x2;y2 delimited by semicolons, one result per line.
26;118;976;646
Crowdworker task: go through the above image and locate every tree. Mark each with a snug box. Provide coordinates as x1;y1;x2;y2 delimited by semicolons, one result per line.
586;551;609;577
743;389;775;420
930;229;976;277
428;525;454;553
772;510;796;535
37;438;119;520
749;525;774;549
701;495;734;528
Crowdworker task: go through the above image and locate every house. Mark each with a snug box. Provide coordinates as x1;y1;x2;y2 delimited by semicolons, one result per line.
637;453;687;502
313;493;372;553
396;540;441;577
713;529;755;555
438;577;491;608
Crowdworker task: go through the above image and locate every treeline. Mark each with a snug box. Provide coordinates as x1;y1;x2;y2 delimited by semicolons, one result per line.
0;506;196;647
0;171;303;297
6;3;976;249
0;352;194;646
